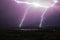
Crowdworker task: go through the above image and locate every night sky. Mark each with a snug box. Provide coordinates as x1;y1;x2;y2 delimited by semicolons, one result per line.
0;0;60;29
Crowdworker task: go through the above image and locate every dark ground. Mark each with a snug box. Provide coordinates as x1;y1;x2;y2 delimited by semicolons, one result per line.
0;26;60;40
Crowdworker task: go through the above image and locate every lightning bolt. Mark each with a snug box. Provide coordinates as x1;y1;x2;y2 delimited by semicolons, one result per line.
39;0;58;28
39;8;48;27
19;7;31;27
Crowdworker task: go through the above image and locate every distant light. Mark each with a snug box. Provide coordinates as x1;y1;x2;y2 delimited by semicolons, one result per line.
32;2;40;7
54;0;58;3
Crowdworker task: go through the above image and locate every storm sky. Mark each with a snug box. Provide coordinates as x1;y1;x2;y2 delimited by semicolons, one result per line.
0;0;60;29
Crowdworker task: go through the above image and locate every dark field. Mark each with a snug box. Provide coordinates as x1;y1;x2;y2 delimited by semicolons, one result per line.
0;26;60;40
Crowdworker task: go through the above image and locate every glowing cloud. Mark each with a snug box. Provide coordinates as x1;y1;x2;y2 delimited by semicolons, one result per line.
14;0;53;8
54;0;58;3
31;2;41;7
